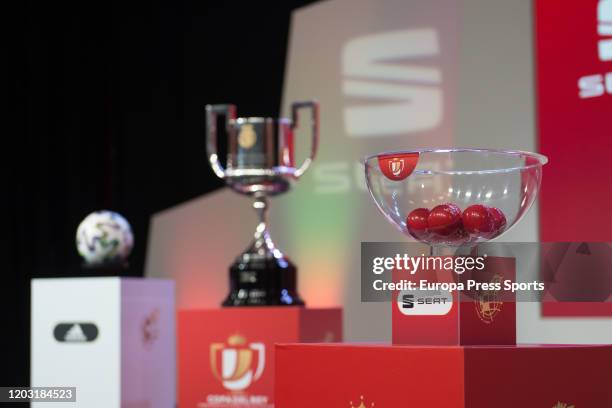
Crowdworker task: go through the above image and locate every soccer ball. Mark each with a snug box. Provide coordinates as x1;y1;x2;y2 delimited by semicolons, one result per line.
76;210;134;266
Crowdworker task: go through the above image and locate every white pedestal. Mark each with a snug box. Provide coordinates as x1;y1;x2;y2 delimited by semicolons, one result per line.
31;277;175;408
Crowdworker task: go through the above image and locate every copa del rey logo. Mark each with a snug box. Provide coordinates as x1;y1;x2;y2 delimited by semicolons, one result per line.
210;334;265;391
378;152;419;181
389;159;404;177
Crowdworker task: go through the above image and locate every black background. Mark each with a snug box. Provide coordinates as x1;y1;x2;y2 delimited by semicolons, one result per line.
7;0;314;387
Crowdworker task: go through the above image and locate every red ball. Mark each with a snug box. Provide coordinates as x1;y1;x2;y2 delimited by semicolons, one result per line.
462;205;494;236
406;208;430;240
489;207;507;235
428;203;462;237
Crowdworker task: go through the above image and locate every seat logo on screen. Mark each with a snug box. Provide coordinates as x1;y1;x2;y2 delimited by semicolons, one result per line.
578;0;612;99
598;0;612;61
53;323;99;342
342;28;442;136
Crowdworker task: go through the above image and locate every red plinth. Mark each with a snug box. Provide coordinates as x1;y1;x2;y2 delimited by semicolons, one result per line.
178;307;342;408
275;343;612;407
393;256;516;345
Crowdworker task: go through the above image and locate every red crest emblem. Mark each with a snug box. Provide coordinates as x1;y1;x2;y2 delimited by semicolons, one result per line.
378;152;419;181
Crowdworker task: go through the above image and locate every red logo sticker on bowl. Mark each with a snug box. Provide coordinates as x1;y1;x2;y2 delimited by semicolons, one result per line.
378;152;419;181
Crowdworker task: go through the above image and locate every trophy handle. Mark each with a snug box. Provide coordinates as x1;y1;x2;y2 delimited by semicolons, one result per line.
291;100;319;178
205;104;236;179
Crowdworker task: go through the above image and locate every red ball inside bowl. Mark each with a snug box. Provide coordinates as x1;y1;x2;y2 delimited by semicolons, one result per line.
406;208;430;240
427;203;462;238
489;207;507;236
462;204;495;237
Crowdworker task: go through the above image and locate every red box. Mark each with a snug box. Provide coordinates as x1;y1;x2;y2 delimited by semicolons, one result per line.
178;307;342;408
393;256;516;345
275;343;612;407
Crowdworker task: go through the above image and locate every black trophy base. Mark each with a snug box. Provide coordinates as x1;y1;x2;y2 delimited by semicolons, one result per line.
222;256;305;307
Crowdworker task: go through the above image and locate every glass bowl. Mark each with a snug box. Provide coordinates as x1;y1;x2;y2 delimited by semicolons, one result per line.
364;148;548;246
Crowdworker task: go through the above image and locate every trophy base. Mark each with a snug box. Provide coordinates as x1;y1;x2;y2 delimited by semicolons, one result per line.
222;256;305;307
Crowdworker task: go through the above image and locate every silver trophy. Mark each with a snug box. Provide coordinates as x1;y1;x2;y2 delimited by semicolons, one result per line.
206;101;319;306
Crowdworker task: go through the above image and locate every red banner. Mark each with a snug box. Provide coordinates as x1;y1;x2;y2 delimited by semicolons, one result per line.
537;0;612;242
536;0;612;316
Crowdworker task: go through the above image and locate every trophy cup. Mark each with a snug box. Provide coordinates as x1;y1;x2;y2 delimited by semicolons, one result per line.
205;101;319;306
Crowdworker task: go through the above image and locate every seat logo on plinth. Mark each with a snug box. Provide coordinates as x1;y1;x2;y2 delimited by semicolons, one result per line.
210;334;265;391
397;289;453;316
